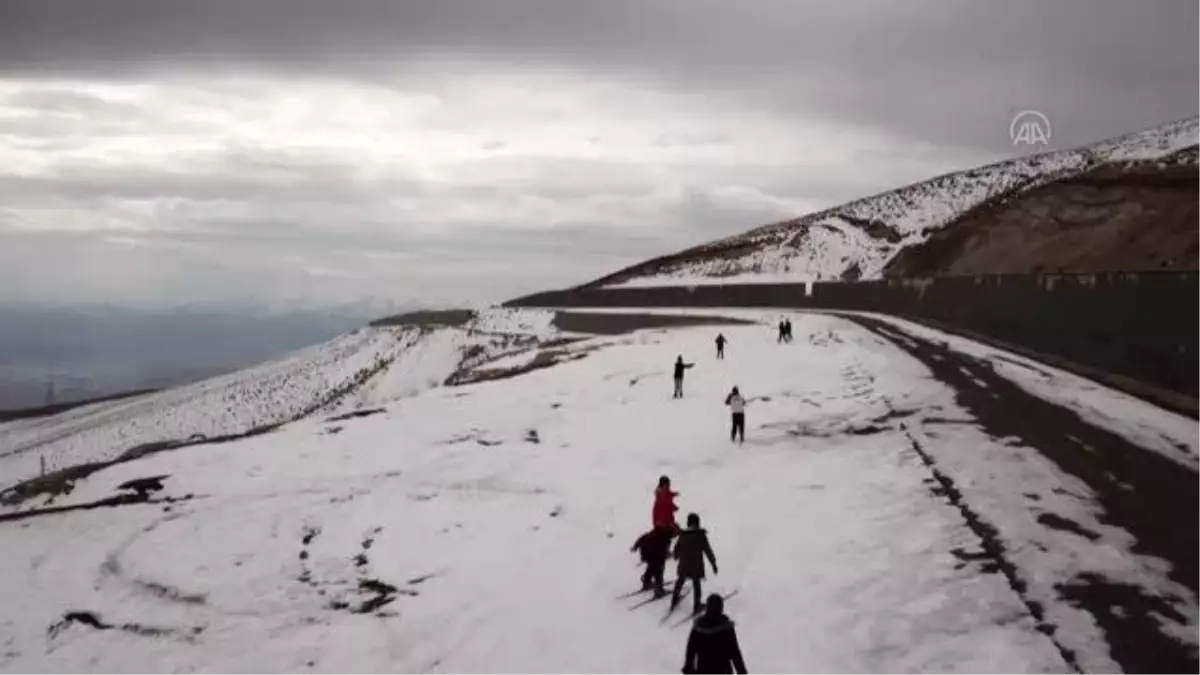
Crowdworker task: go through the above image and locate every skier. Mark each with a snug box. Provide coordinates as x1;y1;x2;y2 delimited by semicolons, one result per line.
673;355;695;399
671;513;719;615
631;525;674;597
777;320;786;344
724;386;746;444
653;475;680;530
784;319;793;343
715;334;727;360
682;594;748;674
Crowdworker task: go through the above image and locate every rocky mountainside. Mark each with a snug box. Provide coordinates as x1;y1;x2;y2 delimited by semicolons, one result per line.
885;147;1198;277
581;117;1198;288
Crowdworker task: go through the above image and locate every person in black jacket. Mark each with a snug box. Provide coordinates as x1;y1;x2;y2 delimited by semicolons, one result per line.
673;355;695;399
682;594;747;674
714;334;727;359
671;513;718;614
631;525;675;597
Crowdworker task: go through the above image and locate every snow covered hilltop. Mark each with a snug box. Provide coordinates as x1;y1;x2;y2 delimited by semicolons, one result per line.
0;307;1197;672
582;117;1198;288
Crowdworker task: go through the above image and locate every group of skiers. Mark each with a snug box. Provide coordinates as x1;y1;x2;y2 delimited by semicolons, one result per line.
630;323;801;672
632;476;747;673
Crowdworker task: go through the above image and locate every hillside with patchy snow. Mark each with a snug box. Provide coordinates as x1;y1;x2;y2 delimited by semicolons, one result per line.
584;117;1198;288
0;309;561;491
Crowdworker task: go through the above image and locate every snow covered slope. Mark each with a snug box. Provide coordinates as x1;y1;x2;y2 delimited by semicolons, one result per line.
588;117;1198;288
0;309;1194;673
0;309;561;490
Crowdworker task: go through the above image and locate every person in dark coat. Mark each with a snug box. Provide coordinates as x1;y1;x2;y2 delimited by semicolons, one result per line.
715;334;727;360
777;320;786;344
682;594;747;674
671;513;718;614
784;319;793;343
673;355;695;399
631;525;674;597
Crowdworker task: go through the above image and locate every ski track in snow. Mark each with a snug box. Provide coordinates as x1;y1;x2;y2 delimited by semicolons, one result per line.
0;309;1195;672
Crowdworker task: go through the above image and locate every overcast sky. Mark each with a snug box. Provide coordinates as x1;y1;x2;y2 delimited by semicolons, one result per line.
1;0;1196;311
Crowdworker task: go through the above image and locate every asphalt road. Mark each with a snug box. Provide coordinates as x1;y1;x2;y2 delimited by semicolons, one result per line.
845;313;1198;674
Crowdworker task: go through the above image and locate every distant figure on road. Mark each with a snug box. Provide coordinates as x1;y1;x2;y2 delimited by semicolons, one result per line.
682;594;748;674
715;334;727;360
673;355;695;399
631;525;674;598
724;386;746;444
671;513;719;615
653;475;680;530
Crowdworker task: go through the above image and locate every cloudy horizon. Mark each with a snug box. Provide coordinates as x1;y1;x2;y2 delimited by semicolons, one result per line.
2;0;1196;311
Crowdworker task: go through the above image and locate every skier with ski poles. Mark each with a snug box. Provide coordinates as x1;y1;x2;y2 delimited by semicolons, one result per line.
631;525;674;598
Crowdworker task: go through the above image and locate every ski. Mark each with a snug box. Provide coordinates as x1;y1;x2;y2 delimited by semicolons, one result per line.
659;586;692;624
669;590;740;629
627;591;670;610
617;579;676;600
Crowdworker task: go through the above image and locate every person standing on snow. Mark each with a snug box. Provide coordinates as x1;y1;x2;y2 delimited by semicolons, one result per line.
784;319;793;343
631;526;674;597
715;334;727;360
682;594;748;674
673;355;695;399
724;386;746;444
671;512;719;615
653;475;680;530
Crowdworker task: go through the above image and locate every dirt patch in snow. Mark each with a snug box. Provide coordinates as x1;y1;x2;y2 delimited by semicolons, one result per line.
326;408;386;422
445;340;593;386
1035;513;1101;542
369;309;476;328
47;611;202;642
551;311;755;335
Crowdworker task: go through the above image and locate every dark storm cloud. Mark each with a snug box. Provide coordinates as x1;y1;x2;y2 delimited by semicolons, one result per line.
2;0;1196;150
1;0;1196;311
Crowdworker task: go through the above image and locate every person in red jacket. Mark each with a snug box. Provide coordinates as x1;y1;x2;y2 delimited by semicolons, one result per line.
653;475;680;530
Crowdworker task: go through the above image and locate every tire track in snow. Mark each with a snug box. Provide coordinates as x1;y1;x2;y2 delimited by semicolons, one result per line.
898;422;1082;673
848;313;1198;674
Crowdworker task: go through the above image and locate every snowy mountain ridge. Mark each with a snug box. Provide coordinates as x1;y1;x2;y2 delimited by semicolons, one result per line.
588;116;1198;288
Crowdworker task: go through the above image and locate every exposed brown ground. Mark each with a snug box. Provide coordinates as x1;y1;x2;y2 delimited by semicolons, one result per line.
886;151;1199;277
